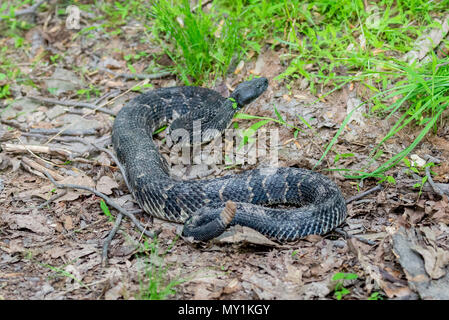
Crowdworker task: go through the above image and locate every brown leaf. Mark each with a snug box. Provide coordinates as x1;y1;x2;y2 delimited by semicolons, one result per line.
2;213;51;234
223;278;241;295
63;215;73;230
404;207;426;225
215;225;279;247
392;227;449;299
105;283;126;300
96;175;119;195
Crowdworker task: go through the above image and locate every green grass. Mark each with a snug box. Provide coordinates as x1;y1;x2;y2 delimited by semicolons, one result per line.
318;56;449;181
136;237;184;300
151;0;245;85
332;272;358;300
1;0;448;182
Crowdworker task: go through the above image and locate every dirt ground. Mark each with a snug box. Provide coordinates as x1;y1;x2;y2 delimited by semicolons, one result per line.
1;6;449;300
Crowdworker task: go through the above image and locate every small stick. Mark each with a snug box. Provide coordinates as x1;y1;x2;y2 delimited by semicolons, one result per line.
101;213;123;267
333;228;377;246
424;159;446;197
100;67;173;81
28;95;116;116
42;170;155;237
21;132;92;143
345;184;383;204
29;128;97;136
91;143;130;190
1;119;27;131
14;0;47;16
22;156;64;181
36;190;67;210
2;142;74;159
0;0;48;21
42;170;158;266
93;89;120;105
91;143;138;266
44;79;147;145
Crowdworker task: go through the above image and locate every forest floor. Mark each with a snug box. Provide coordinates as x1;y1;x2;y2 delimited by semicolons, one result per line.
1;1;449;300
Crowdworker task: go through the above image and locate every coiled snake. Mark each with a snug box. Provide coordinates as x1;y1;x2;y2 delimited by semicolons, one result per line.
112;77;347;241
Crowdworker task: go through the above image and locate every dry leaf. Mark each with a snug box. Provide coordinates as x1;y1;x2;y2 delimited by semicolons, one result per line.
96;175;119;195
2;213;51;234
215;225;279;247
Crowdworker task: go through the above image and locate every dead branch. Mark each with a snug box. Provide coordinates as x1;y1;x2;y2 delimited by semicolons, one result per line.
29;128;98;136
1;119;27;131
101;213;123;267
99;66;173;81
42;170;159;266
36;190;67;210
14;0;48;16
2;142;74;159
0;0;48;21
28;95;116;116
423;155;447;197
90;142;136;266
333;228;377;246
345;184;383;204
21;156;64;181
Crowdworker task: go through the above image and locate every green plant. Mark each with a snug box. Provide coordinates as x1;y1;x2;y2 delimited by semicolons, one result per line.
77;85;100;100
100;199;114;222
368;291;384;300
235;106;304;148
42;262;88;289
317;56;449;180
137;237;184;300
151;0;244;85
332;272;358;300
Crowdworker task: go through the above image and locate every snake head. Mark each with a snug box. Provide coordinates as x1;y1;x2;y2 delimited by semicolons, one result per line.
230;77;268;107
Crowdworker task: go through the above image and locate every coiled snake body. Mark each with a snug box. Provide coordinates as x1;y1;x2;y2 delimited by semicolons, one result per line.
112;78;347;241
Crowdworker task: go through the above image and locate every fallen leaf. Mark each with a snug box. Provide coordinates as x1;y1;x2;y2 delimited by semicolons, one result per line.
105;283;126;300
2;213;51;234
392;227;449;299
223;278;241;295
215;225;279;247
96;175;119;195
63;215;73;230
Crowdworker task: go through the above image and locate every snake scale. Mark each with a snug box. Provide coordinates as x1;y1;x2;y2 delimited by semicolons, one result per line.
112;77;347;241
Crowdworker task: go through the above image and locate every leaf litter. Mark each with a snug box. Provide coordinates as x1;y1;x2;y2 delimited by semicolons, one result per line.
1;3;449;301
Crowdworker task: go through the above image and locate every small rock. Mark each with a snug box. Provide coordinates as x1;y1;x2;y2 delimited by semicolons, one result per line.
44;68;83;96
46;105;67;120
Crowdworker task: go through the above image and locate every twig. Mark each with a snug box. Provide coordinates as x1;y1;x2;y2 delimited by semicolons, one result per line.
42;171;154;236
21;132;92;143
28;95;116;116
36;190;67;210
1;119;27;131
101;213;123;267
2;142;74;159
91;143;130;190
99;67;173;81
333;228;377;246
345;184;383;204
93;89;120;105
44;79;147;145
90;143;138;266
424;155;446;197
21;156;64;181
0;0;48;21
14;0;47;16
42;170;158;266
191;0;213;12
29;128;97;136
